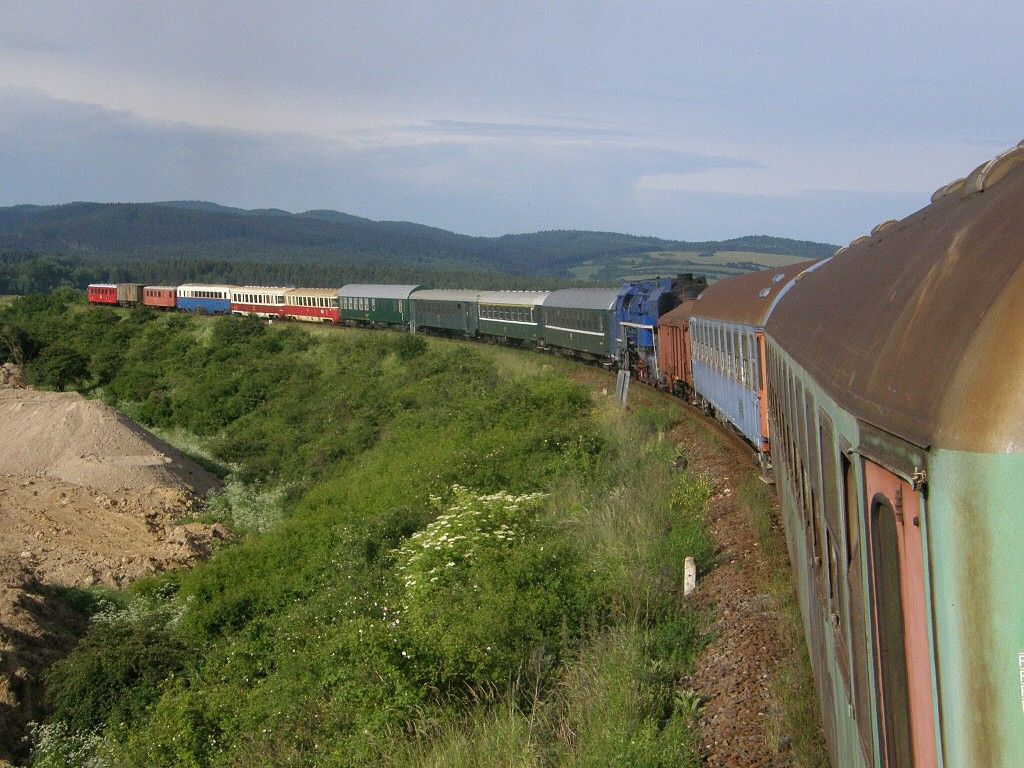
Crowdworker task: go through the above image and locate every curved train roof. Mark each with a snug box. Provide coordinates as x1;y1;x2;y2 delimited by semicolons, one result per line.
689;261;816;328
476;290;550;306
338;284;421;299
767;142;1024;452
543;288;620;311
410;289;480;302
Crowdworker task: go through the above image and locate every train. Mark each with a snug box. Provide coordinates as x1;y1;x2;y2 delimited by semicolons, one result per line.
86;141;1024;767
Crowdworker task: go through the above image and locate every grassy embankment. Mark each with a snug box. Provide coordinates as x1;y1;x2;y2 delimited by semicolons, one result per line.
3;290;716;767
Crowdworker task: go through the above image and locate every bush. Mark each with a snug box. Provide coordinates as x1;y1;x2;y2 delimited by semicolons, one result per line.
27;344;90;391
396;487;591;689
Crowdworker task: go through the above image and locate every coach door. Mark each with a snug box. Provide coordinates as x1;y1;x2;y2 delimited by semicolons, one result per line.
864;461;936;768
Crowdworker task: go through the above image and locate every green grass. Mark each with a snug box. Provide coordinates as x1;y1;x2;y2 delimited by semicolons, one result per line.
3;290;720;768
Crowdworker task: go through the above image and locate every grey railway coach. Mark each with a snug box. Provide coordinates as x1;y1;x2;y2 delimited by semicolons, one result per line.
540;289;619;360
410;289;480;335
476;290;549;342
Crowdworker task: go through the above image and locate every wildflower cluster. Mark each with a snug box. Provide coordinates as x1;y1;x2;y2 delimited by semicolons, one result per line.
396;485;547;601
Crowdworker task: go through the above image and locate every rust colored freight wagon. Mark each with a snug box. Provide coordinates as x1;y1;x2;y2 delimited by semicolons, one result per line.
656;298;698;398
142;285;177;309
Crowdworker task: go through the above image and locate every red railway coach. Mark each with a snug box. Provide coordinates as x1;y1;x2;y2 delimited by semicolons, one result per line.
284;288;341;324
87;283;118;305
141;285;177;309
656;298;698;398
229;286;289;319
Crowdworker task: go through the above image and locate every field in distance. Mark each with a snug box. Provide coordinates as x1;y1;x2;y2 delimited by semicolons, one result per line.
570;249;811;283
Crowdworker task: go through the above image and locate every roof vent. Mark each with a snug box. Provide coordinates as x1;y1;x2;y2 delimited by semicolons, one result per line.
833;245;849;257
931;178;966;203
758;287;771;298
961;144;1024;199
871;219;899;237
848;235;870;249
772;273;787;283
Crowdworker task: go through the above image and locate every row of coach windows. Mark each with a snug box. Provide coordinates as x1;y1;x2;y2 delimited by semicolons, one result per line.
690;319;759;392
292;296;339;308
765;343;869;750
479;304;534;323
544;308;603;333
342;297;377;311
185;289;226;299
235;293;286;305
417;300;460;316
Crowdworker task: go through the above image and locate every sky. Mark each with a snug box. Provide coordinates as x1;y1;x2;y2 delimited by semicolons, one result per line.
1;1;1022;244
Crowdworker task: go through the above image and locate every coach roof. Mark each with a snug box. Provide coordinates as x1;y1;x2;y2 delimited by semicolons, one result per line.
410;289;480;302
542;289;619;311
477;290;550;306
338;284;421;299
689;261;816;328
767;142;1024;452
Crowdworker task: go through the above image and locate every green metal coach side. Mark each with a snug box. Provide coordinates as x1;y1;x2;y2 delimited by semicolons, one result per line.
338;284;420;326
476;290;549;342
410;289;480;335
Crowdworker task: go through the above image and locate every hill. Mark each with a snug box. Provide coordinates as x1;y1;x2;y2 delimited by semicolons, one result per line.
0;202;837;284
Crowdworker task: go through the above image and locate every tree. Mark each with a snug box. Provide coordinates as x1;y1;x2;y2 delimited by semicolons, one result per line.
28;345;90;391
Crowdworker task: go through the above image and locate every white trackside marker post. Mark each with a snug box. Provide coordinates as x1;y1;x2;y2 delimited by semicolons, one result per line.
684;556;697;597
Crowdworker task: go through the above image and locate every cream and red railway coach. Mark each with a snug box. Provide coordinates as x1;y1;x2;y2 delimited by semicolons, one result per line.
230;286;290;319
284;288;340;324
763;142;1024;768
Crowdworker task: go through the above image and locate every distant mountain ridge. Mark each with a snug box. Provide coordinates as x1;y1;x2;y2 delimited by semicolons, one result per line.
0;201;837;279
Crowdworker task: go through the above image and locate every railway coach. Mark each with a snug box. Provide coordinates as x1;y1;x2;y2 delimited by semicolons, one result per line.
688;260;814;468
764;142;1024;768
141;285;177;309
284;288;340;324
230;286;289;319
539;288;619;362
176;284;234;314
410;289;480;336
338;284;419;326
476;290;548;343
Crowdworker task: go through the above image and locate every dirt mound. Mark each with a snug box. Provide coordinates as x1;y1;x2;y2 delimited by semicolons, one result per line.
0;389;224;765
0;389;218;495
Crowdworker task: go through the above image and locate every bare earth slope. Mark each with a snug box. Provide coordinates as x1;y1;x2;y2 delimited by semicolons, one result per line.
0;386;223;766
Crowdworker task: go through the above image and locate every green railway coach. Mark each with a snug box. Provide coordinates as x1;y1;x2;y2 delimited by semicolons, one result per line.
410;289;480;335
476;290;549;342
338;284;420;326
540;288;619;360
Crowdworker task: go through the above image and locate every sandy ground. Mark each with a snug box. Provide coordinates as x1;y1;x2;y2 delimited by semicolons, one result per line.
0;381;223;766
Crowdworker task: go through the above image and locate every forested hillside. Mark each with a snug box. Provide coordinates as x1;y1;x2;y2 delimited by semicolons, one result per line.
0;202;837;287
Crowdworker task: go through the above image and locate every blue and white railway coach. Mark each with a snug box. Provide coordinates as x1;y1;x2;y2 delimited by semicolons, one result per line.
475;290;549;342
175;284;236;315
689;261;815;465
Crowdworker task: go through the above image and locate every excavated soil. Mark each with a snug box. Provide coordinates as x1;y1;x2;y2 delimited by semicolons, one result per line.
0;385;224;765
